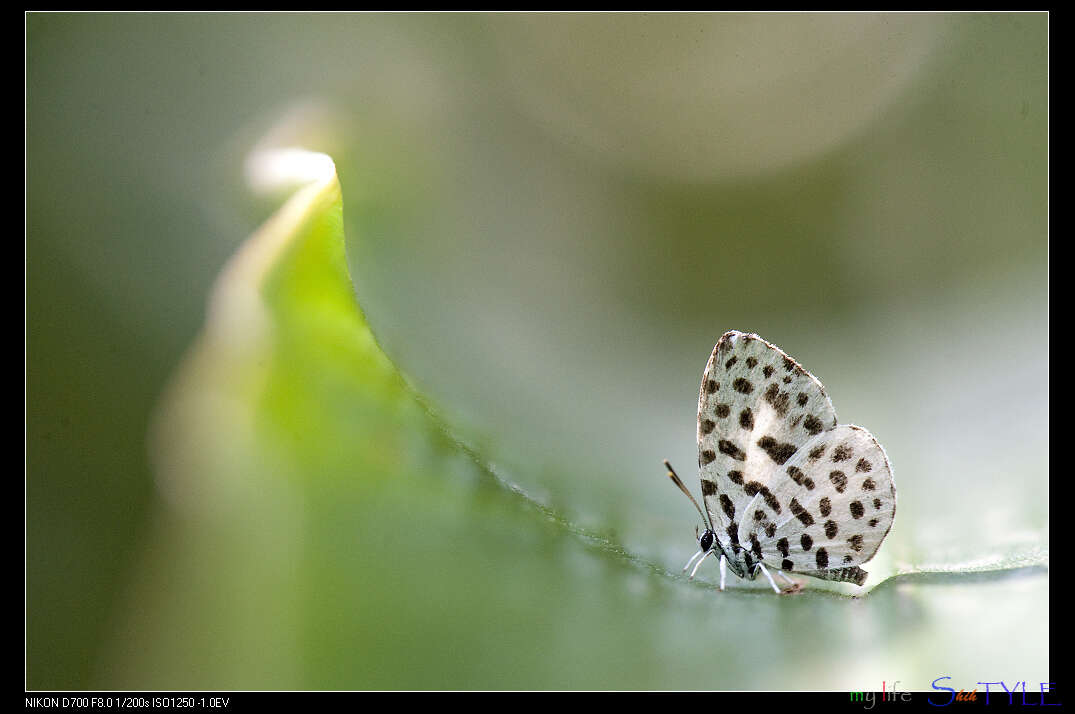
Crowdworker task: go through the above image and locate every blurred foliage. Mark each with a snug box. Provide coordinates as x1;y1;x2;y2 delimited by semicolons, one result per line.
27;13;1046;689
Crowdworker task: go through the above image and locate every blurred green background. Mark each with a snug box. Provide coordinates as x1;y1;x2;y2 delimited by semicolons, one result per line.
27;13;1047;690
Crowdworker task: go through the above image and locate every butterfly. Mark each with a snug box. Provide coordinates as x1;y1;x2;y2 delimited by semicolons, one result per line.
664;331;896;592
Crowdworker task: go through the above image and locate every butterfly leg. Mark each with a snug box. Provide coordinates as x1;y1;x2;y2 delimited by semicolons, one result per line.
719;553;727;591
688;549;714;579
774;569;803;593
757;563;781;594
682;549;705;573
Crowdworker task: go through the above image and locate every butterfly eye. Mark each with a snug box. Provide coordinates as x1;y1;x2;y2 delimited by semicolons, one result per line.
699;529;715;552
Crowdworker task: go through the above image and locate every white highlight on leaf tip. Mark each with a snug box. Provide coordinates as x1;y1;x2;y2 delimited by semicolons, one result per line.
244;146;337;194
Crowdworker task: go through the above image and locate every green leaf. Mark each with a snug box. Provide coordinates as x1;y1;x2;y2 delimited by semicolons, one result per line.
104;149;1047;691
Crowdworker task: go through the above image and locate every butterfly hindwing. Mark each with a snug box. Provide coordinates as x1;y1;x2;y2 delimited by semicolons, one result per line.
752;425;896;580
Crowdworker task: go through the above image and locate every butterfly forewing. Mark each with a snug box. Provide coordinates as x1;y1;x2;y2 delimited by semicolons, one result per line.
697;331;838;557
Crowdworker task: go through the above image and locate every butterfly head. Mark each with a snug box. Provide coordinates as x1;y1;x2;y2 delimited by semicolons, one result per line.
698;528;716;553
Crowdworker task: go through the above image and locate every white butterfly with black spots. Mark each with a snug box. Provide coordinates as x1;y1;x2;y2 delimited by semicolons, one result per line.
664;330;895;593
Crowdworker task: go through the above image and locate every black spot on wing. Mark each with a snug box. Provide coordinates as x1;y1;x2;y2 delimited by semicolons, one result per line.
739;408;754;431
718;440;747;461
829;471;847;493
701;479;718;497
757;436;796;465
777;538;790;557
763;383;790;417
785;466;815;490
761;486;781;514
803;415;824;435
726;523;740;549
732;377;754;394
790;498;815;526
844;566;867;585
750;534;763;558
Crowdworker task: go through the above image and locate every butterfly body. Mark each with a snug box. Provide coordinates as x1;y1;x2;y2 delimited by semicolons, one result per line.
667;331;896;592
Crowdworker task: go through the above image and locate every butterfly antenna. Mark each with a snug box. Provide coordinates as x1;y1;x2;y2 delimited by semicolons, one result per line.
663;460;712;530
